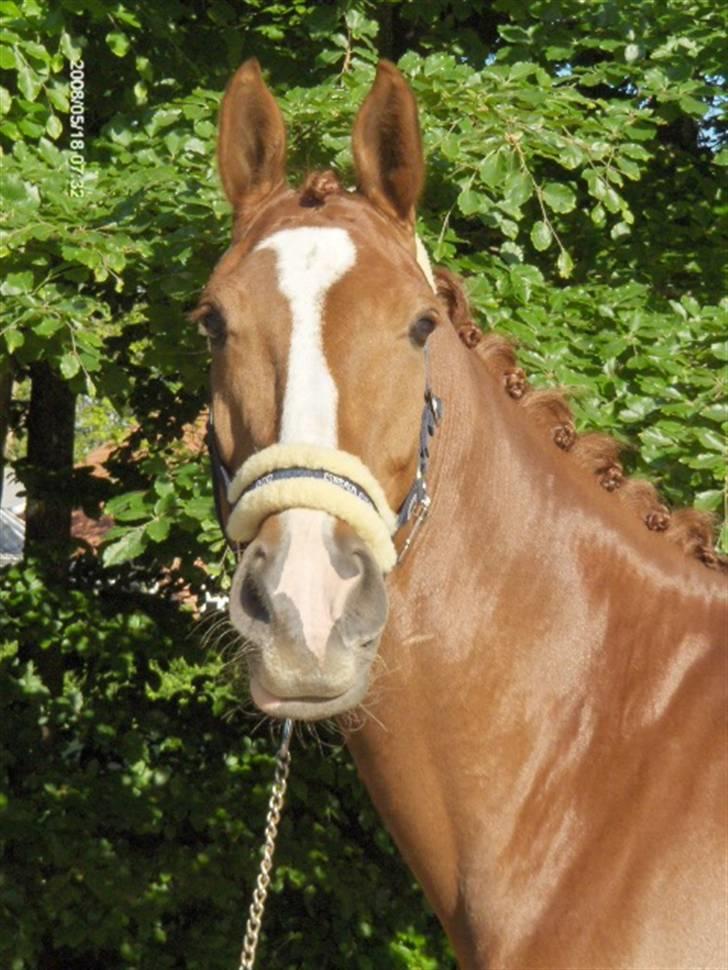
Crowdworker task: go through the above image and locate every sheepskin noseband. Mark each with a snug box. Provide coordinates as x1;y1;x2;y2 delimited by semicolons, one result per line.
226;443;399;572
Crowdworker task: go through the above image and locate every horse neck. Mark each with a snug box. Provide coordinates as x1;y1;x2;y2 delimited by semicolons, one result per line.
344;321;724;958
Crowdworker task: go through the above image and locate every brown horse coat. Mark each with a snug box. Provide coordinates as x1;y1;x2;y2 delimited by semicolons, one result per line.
349;313;727;968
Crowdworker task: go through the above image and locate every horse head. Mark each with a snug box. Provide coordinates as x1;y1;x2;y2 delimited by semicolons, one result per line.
195;59;441;721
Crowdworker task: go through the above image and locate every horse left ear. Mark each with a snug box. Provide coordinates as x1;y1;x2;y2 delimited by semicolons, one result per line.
218;58;287;223
352;60;424;228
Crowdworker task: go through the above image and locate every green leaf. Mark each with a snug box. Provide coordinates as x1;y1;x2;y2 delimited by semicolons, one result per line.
478;151;506;188
46;113;62;139
710;341;728;362
678;95;708;117
560;143;585;170
0;271;33;294
3;328;24;352
457;188;488;216
106;31;130;57
59;31;83;61
146;517;171;542
0;85;10;115
687;453;723;470
59;354;80;380
695;428;725;453
498;25;531;44
36;137;60;168
0;46;16;70
33;318;64;337
0;173;40;209
545;45;572;61
504;171;532;207
154;478;174;501
21;40;49;65
640;426;674;451
694;490;722;512
500;241;523;264
509;61;535;80
542;182;576;213
183;496;213;521
615;156;641;180
530;220;552;251
46;82;69;112
498;217;519;239
610;221;631;240
105;491;150;521
702;403;728;423
591;204;606;226
102;526;147;566
619;396;656;422
16;57;42;101
557;249;574;278
603;187;622;213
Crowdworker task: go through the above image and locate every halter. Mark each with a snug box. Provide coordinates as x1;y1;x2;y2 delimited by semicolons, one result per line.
205;237;442;570
206;348;442;568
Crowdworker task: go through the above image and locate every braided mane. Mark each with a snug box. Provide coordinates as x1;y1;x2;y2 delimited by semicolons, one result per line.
435;267;727;572
289;174;724;572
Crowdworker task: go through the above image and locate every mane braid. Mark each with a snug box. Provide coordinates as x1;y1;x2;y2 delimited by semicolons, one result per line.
434;268;727;572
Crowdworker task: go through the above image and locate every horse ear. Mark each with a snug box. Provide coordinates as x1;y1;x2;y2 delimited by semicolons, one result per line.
352;60;424;227
218;58;286;220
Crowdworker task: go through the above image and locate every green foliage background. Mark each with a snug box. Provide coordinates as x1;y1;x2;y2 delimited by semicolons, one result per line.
0;1;726;967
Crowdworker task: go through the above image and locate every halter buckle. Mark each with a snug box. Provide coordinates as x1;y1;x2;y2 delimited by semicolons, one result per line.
395;476;432;563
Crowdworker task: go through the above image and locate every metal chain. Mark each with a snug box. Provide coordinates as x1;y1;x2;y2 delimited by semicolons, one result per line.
238;719;294;970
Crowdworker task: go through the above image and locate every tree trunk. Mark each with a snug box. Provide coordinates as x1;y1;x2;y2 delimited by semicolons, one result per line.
376;6;395;60
24;361;76;573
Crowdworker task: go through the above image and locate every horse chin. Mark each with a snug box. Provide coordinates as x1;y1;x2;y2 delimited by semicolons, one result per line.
250;674;370;722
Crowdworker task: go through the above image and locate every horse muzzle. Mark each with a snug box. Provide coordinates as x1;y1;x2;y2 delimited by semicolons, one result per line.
229;508;389;720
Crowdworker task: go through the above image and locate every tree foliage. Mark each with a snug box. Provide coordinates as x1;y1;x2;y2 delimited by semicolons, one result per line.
0;560;449;968
0;1;726;966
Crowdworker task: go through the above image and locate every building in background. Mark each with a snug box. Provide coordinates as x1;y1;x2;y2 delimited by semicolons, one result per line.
0;470;24;565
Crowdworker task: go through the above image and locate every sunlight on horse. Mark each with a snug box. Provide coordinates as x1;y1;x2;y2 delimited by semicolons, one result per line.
194;58;727;970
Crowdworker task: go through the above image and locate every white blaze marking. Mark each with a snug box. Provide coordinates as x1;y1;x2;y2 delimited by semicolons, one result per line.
255;226;356;446
255;227;358;662
274;509;358;663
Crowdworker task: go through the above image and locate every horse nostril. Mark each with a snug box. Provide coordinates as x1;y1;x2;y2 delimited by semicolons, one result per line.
251;544;267;564
240;575;271;624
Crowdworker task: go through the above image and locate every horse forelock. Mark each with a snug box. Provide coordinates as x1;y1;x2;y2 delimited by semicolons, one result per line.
299;169;343;207
434;267;727;573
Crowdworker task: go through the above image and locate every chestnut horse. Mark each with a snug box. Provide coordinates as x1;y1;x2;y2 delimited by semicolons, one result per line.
195;59;727;969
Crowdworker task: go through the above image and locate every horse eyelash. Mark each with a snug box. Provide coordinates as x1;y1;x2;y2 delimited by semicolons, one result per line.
410;315;437;348
191;305;227;346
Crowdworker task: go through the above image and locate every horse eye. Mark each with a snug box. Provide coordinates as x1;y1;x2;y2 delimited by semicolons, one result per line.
198;308;227;346
410;316;436;348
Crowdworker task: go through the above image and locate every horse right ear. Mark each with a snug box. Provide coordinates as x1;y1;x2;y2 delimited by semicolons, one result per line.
352;60;424;228
218;58;286;222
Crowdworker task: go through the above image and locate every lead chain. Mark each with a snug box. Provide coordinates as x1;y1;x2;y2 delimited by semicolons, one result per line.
238;719;294;970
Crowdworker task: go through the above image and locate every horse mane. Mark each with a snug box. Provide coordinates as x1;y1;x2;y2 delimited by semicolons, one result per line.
287;175;723;572
435;267;727;573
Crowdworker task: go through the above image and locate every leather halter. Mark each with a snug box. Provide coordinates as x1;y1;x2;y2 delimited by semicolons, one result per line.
206;344;442;565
